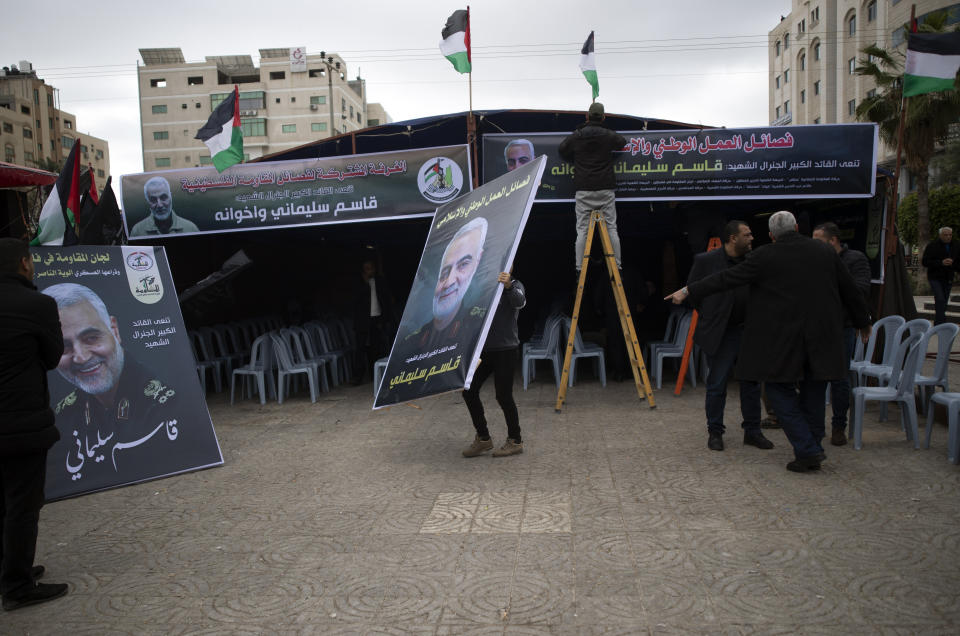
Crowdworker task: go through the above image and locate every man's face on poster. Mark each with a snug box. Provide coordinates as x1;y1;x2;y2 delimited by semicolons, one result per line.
505;142;533;172
57;300;125;395
433;229;484;327
144;179;173;221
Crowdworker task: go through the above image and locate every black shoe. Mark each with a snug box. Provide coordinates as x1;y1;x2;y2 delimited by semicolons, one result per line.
830;429;847;446
31;565;44;580
2;582;68;611
760;417;780;429
744;430;774;450
786;455;823;473
707;432;724;451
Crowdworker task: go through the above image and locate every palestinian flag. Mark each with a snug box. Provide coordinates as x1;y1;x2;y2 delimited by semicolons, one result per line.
195;85;243;172
30;143;80;246
904;32;960;97
580;31;599;100
440;9;471;73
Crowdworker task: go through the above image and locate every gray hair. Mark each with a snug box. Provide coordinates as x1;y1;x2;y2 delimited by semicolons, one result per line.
940;226;953;235
143;176;171;199
451;216;488;249
768;211;797;239
504;139;534;162
42;282;112;328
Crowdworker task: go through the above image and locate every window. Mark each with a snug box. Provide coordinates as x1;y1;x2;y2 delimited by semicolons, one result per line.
784;69;790;83
800;89;806;104
849;15;856;36
341;98;346;111
2;122;12;133
848;99;856;116
48;117;53;130
867;1;877;22
4;144;14;162
775;75;781;89
784;33;790;49
20;105;30;115
64;120;73;129
784;100;791;114
357;112;362;124
798;19;806;34
47;94;53;107
275;97;281;104
311;122;328;132
269;71;286;80
153;130;169;140
97;169;104;178
349;105;353;117
240;117;266;137
33;89;39;104
95;149;104;159
61;136;73;148
35;119;40;130
775;41;781;56
800;54;806;71
211;91;266;111
184;155;190;162
811;6;820;23
24;151;33;162
187;76;204;85
196;102;201;108
775;106;781;118
181;103;187;109
282;124;296;133
308;68;326;78
814;80;821;95
22;128;32;139
155;157;171;167
310;95;326;105
200;155;213;165
150;78;166;88
814;42;821;60
866;88;877;99
849;58;856;74
291;97;296;103
80;144;88;155
368;119;380;126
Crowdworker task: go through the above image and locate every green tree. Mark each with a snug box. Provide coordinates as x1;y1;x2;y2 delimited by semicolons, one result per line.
35;156;62;174
894;183;960;245
855;11;960;248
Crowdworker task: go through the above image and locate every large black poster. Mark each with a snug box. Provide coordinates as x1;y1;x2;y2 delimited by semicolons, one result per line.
120;145;471;238
483;124;878;201
374;156;547;409
34;246;223;501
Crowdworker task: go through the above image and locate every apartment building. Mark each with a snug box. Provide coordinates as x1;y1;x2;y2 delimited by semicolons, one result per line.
769;1;959;142
0;61;110;179
137;48;392;172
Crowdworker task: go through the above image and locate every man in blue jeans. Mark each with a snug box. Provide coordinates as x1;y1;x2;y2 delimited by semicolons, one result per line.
687;220;773;452
921;227;960;325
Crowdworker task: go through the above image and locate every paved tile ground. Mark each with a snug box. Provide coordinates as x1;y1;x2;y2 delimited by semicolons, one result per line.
7;360;960;635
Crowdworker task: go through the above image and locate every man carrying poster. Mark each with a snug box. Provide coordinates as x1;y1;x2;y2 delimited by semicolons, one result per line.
374;156;546;409
42;283;182;482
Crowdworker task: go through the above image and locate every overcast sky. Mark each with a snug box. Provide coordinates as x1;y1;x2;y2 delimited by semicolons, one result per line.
3;0;792;181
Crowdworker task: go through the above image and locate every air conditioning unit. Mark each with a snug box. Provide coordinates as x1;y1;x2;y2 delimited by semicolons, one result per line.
310;104;318;111
239;109;257;117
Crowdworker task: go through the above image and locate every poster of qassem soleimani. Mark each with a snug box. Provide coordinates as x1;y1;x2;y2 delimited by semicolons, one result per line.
374;155;547;409
33;246;224;501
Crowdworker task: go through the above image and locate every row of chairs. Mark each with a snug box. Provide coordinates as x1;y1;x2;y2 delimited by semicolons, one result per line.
188;315;285;394
848;315;960;463
521;313;606;390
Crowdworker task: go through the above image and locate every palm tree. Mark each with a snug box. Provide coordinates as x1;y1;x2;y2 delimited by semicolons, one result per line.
855;11;960;248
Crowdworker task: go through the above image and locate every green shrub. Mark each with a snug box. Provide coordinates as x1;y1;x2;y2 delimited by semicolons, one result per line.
896;184;960;245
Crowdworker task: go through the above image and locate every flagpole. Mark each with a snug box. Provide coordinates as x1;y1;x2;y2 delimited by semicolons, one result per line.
466;5;479;189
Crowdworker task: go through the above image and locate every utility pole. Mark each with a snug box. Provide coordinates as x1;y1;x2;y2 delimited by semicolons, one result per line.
318;52;341;137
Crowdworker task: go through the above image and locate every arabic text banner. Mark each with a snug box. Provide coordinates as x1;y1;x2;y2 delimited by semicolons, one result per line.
374;156;547;409
120;145;471;239
34;246;224;501
482;124;878;201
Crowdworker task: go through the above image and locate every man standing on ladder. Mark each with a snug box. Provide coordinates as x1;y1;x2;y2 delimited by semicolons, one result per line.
559;102;626;278
687;221;774;453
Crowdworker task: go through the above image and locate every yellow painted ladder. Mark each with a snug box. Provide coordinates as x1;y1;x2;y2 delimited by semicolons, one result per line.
555;211;656;412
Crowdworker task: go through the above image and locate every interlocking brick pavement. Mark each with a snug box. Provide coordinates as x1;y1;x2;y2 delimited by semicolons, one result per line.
6;368;960;635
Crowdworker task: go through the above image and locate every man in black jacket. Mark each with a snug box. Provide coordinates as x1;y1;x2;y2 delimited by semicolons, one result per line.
558;102;627;273
667;212;871;473
688;220;773;452
461;272;526;458
813;222;872;446
921;227;960;325
0;239;69;611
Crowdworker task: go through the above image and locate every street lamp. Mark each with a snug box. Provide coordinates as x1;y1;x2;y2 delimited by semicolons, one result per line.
318;52;341;137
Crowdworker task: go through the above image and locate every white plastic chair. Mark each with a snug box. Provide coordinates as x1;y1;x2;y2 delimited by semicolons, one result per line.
646;305;685;366
850;315;905;387
189;330;222;393
560;317;607;387
851;333;924;450
915;322;959;414
271;333;320;404
230;333;276;404
924;391;960;463
522;317;563;390
373;357;389;398
650;310;697;390
289;325;336;388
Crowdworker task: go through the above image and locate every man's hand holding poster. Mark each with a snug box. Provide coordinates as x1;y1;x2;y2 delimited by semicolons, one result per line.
374;156;547;409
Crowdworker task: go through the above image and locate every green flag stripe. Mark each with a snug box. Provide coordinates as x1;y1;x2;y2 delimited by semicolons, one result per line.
903;73;956;97
445;51;471;74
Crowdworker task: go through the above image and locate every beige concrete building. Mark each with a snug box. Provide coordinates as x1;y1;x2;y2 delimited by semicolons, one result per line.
137;48;392;172
0;61;110;179
768;1;959;145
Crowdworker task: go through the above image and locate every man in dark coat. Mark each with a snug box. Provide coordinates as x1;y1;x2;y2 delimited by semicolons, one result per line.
667;212;871;473
921;226;960;325
558;102;627;273
0;238;69;611
813;222;872;446
687;220;773;452
461;272;527;458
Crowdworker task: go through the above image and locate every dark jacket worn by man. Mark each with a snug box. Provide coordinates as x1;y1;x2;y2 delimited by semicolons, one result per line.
558;120;626;191
688;248;749;356
921;238;960;282
839;245;871;326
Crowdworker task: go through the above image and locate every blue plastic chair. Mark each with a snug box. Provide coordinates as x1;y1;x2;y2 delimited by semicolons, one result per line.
522;317;563;390
925;391;960;463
